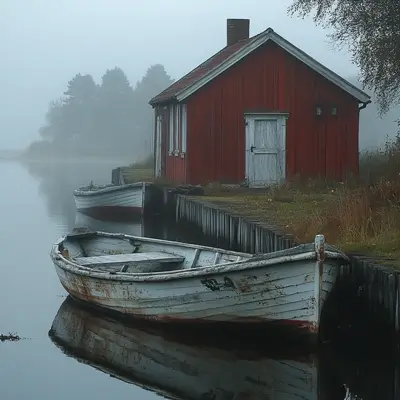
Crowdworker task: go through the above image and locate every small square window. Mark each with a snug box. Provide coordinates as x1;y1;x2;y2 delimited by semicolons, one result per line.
316;105;322;116
331;106;338;116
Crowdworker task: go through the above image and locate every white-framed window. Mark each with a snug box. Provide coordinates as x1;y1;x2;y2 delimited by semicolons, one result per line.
181;104;187;153
169;105;174;153
155;114;162;177
175;104;180;154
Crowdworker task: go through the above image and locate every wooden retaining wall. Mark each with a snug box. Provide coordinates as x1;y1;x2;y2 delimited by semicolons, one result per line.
175;195;296;254
175;194;400;345
337;257;400;341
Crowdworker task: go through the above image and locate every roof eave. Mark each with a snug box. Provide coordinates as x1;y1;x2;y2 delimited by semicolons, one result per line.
176;30;371;104
149;95;176;107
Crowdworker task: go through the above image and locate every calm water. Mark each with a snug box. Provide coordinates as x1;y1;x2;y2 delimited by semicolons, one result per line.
0;160;398;400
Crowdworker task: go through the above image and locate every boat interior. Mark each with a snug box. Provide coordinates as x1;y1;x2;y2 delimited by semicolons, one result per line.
59;233;251;274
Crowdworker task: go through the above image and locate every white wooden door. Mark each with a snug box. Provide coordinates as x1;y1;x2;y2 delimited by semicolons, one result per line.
245;114;287;187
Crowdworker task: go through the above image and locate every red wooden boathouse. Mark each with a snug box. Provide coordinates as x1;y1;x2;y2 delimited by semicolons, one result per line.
149;19;371;187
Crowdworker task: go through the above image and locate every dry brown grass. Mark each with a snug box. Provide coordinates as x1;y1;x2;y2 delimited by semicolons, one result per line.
329;182;400;260
120;167;154;183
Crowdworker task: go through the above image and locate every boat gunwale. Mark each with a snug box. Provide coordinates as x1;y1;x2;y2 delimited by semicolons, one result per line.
73;182;147;197
50;231;349;283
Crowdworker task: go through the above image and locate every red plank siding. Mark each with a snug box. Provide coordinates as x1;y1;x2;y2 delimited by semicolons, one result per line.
182;41;360;185
154;106;169;179
165;156;186;183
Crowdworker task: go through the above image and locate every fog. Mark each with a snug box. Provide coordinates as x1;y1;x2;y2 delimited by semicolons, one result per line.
1;0;398;155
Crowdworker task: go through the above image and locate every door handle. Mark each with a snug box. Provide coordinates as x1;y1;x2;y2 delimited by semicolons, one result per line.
250;145;255;152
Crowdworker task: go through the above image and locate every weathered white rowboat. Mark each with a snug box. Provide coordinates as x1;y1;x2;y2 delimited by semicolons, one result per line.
50;230;349;340
49;297;319;400
73;181;154;218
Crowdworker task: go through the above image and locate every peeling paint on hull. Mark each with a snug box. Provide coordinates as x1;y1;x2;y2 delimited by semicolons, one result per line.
54;262;336;335
66;292;321;345
50;232;348;339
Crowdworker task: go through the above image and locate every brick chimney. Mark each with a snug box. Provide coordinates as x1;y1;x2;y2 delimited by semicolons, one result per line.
226;19;250;46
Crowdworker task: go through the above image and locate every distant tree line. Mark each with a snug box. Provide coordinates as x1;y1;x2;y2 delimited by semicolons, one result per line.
24;65;174;160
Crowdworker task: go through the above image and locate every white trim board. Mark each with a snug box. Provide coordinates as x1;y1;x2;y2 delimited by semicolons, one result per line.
176;28;370;104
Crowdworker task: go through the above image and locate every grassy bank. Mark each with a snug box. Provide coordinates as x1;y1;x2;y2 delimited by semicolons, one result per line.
119;155;155;183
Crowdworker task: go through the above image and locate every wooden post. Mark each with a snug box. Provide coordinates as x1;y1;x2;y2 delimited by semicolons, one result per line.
314;234;325;262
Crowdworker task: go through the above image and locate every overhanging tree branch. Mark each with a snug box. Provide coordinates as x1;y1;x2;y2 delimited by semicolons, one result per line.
288;0;400;115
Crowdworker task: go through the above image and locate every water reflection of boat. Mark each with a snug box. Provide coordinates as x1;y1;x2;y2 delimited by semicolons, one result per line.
74;212;144;236
49;297;319;400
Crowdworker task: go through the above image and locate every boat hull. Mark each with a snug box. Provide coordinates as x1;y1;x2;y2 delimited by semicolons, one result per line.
53;255;340;340
73;183;145;218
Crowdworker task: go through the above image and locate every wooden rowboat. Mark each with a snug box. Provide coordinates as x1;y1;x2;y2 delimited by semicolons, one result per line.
49;297;320;400
49;230;349;342
73;181;159;218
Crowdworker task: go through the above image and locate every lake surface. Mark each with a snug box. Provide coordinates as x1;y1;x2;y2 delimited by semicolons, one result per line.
0;160;399;400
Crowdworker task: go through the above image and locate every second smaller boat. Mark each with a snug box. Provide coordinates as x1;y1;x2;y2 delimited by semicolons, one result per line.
73;181;157;219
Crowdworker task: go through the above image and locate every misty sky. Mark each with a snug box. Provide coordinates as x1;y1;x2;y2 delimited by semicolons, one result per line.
1;0;360;150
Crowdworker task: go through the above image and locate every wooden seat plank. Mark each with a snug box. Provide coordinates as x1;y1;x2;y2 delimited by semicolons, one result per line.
75;251;184;266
